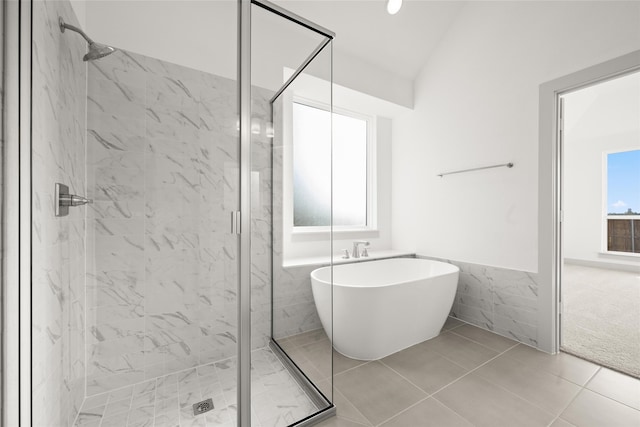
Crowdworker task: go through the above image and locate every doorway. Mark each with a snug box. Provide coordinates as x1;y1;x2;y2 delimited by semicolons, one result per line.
559;70;640;377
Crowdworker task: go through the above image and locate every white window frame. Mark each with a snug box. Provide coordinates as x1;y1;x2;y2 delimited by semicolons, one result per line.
602;148;640;257
290;96;378;235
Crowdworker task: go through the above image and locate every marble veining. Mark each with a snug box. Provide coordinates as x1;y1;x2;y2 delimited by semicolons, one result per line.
32;1;87;425
419;255;539;347
74;348;318;427
86;48;275;395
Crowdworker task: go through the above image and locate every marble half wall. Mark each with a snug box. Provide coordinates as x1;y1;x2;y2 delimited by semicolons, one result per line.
272;264;324;340
85;48;274;395
32;1;87;425
418;255;539;347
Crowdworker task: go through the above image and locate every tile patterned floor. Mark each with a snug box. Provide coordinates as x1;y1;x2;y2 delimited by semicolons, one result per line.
310;317;640;427
73;348;318;427
75;319;640;427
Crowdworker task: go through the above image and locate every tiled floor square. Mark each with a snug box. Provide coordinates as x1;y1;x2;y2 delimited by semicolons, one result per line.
381;343;468;393
335;361;427;425
380;398;472;427
503;343;600;385
585;367;640;410
420;331;499;370
434;373;555;427
474;354;582;416
561;389;640;427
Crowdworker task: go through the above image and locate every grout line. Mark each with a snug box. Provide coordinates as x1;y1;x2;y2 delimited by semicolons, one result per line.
377;360;432;397
331;387;374;427
406;345;518;423
499;348;603;390
333;360;372;378
79;345;295;425
373;341;516;427
580;373;640;412
333;325;521;426
561;346;639;380
373;395;432;427
447;345;593;423
447;327;520;354
544;368;600;427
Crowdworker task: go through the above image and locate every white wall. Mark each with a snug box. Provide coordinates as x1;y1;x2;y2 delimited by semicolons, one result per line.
392;1;640;273
69;0;86;28
563;72;640;267
86;1;238;81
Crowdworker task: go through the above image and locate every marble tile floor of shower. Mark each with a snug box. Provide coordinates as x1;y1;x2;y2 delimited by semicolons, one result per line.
309;317;640;427
73;348;318;427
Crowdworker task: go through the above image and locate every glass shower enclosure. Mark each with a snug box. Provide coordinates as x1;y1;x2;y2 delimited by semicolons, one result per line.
16;0;335;425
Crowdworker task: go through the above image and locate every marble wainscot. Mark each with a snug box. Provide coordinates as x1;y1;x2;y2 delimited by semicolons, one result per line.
418;255;539;347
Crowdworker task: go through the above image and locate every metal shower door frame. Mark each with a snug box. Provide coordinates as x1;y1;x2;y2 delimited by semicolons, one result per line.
5;0;34;425
237;1;335;425
237;0;335;427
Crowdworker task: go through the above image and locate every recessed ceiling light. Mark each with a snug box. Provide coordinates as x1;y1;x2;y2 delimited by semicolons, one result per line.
387;0;403;15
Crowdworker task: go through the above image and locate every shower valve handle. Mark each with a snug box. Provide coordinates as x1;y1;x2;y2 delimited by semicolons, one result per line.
55;183;92;217
59;194;93;207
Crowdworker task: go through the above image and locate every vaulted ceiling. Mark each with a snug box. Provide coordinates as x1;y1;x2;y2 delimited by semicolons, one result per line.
275;1;466;80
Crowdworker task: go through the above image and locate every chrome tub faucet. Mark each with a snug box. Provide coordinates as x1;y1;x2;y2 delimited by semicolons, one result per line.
352;241;370;258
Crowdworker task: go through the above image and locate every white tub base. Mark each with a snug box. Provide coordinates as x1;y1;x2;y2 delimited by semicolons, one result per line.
311;258;459;360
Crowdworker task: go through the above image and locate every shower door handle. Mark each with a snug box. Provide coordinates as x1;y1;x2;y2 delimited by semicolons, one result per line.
230;211;241;235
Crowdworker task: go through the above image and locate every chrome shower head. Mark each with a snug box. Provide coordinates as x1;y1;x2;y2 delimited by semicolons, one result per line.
59;17;117;61
84;42;117;61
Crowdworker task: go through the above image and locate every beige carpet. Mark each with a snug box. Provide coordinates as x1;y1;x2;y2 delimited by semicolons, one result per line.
561;264;640;378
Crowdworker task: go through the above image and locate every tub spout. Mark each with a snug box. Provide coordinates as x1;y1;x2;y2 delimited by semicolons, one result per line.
352;241;370;258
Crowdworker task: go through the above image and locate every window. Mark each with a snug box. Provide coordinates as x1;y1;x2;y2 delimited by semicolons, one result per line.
606;149;640;253
292;101;371;229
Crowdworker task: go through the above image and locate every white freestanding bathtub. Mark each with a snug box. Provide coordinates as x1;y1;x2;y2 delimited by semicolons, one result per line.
311;258;460;360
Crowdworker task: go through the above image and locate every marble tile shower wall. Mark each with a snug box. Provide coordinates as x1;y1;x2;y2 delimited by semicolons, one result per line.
420;256;539;347
32;1;87;425
85;50;273;395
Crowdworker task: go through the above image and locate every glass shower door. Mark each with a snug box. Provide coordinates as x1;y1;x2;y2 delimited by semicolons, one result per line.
27;0;334;425
30;1;241;425
250;2;335;425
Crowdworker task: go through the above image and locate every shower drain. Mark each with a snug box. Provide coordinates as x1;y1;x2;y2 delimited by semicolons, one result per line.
193;398;214;416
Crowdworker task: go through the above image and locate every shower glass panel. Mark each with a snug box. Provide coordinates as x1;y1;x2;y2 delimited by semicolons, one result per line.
251;2;335;423
28;0;333;425
31;1;240;425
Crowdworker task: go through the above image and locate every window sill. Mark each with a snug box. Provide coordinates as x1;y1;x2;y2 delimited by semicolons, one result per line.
290;227;381;242
599;251;640;259
282;250;415;268
292;227;379;236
